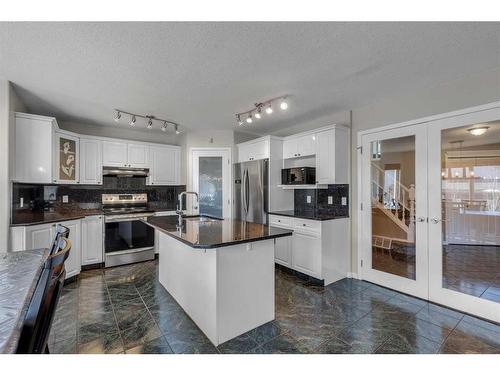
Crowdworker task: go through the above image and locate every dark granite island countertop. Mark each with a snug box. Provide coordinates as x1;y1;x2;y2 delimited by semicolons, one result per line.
144;215;293;249
0;249;49;354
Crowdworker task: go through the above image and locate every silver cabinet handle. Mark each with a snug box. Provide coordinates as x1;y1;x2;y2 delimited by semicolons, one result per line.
416;217;426;222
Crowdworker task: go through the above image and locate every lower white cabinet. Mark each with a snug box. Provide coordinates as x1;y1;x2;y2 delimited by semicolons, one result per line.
10;217;92;279
269;214;350;285
81;215;103;265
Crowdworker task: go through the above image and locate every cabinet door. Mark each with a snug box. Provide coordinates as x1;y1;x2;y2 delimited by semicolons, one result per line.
292;231;322;278
237;144;251;163
14;115;54;183
316;129;334;184
25;223;53;250
275;236;292;267
102;141;128;167
251;139;269;160
297;134;317;157
54;133;80;184
127;143;149;168
58;220;81;279
149;146;180;185
80;139;102;185
81;215;103;265
283;138;298;159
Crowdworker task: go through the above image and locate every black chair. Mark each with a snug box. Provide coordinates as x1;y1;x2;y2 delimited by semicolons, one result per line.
48;224;70;256
16;237;72;354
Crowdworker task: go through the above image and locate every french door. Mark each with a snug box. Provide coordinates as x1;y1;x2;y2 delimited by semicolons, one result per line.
361;124;429;299
361;104;500;322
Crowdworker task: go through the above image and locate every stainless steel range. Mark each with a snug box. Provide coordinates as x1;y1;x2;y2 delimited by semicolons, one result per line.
102;193;155;267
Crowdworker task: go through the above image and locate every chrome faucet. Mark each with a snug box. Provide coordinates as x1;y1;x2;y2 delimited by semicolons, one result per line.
177;191;199;227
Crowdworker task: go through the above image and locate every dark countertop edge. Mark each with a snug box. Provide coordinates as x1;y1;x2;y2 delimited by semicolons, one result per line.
1;249;49;354
144;221;293;249
268;211;350;221
10;215;92;227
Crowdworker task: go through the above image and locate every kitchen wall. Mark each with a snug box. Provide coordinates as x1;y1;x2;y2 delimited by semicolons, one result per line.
0;80;26;252
294;184;349;217
350;66;500;275
12;178;186;214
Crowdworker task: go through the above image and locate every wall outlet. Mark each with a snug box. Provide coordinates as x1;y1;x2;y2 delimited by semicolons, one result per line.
328;196;333;205
62;195;69;203
306;195;311;204
341;197;347;206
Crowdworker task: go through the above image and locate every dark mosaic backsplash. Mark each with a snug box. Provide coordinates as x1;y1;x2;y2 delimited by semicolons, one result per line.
294;184;349;217
12;177;185;212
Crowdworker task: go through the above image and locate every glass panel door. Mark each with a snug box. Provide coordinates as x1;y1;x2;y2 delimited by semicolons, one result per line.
428;108;500;322
361;124;428;299
198;156;223;218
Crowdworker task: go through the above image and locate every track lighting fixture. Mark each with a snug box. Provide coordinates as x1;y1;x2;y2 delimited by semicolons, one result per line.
114;109;180;133
234;95;289;126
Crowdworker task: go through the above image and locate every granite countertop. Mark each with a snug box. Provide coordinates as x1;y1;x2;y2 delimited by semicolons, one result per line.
144;215;293;249
11;208;104;226
269;210;349;221
0;249;49;354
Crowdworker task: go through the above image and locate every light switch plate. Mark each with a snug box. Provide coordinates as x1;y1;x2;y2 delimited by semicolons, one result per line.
328;196;333;205
341;197;347;206
306;195;311;204
62;195;69;203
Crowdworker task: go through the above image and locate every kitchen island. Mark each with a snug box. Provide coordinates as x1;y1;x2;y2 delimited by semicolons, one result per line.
143;215;293;346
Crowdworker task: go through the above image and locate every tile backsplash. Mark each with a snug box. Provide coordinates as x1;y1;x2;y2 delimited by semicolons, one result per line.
12;177;185;212
294;184;349;217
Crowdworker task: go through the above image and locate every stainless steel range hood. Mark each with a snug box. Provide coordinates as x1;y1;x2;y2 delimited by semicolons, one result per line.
102;166;149;177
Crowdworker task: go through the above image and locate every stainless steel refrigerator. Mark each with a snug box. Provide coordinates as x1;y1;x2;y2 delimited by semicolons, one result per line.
234;159;269;224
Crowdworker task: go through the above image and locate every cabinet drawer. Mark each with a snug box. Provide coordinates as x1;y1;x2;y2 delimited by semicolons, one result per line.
269;215;293;228
293;218;321;233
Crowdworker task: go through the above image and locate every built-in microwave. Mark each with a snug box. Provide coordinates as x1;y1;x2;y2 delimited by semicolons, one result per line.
281;167;316;185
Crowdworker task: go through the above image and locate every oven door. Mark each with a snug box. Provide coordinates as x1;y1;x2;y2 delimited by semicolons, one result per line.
104;217;154;254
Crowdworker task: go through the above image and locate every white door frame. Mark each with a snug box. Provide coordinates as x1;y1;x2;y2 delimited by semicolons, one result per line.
357;100;500;322
360;124;429;299
427;106;500;322
189;147;232;219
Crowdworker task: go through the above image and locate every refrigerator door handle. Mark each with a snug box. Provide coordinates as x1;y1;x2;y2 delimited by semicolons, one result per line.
245;169;250;214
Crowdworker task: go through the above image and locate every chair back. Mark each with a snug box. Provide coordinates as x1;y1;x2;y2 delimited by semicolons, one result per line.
16;238;72;354
48;225;69;256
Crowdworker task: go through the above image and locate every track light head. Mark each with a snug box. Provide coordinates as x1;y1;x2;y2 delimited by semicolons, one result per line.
161;121;167;132
280;98;288;110
130;115;136;126
175;124;180;135
147;118;153;129
255;107;262;119
246;114;253;124
236;114;243;126
265;104;273;115
114;111;121;122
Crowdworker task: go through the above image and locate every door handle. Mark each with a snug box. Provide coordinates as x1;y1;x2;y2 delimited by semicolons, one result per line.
245;169;250;214
430;218;445;224
416;217;426;222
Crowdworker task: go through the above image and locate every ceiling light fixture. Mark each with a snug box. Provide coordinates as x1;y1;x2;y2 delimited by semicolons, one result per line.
234;95;288;126
114;109;180;133
467;126;489;136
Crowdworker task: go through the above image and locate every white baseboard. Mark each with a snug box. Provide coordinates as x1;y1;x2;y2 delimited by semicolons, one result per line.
347;272;360;279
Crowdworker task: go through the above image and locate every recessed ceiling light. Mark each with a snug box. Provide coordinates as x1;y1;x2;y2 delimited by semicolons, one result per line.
467;126;489;136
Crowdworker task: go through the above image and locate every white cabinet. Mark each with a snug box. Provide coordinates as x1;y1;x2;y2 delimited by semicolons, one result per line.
237;138;270;162
292;231;322;278
102;140;128;167
148;145;181;185
13;113;56;184
10;219;82;280
127;143;149;168
102;141;150;168
80;138;103;185
81;215;103;265
53;132;80;184
268;214;349;285
283;134;316;159
315;127;349;185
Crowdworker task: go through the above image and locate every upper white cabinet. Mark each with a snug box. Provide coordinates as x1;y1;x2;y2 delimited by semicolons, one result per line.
315;127;349;185
80;138;103;185
237;138;270;162
13;113;56;184
102;141;149;168
283;134;316;159
127;143;149;168
102;140;128;167
53;132;80;184
148;145;181;185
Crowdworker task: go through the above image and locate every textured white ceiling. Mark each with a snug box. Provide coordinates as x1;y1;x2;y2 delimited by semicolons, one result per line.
0;22;499;136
